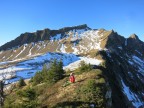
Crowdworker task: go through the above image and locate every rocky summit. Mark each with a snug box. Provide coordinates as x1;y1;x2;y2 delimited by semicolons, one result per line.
0;24;144;108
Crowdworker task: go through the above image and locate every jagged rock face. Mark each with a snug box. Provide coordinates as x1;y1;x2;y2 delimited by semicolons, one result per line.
0;24;88;51
0;25;109;62
100;32;144;108
0;25;144;107
0;24;91;62
127;36;144;58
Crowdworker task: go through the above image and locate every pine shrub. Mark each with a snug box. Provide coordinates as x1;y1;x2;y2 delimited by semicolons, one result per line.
18;78;26;87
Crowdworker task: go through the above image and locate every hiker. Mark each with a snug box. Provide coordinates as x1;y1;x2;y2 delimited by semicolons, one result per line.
69;73;75;83
62;72;75;87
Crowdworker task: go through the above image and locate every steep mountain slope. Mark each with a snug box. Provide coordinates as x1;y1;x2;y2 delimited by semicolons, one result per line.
0;25;144;108
0;24;89;51
0;24;90;62
97;32;144;107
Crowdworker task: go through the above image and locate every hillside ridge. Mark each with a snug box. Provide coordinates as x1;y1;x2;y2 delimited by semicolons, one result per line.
0;24;89;51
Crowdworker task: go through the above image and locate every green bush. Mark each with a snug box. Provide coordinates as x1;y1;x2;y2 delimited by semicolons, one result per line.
16;87;38;108
18;78;26;87
31;59;65;85
98;78;106;84
91;69;103;75
76;79;104;107
79;61;92;73
4;87;39;108
31;71;43;85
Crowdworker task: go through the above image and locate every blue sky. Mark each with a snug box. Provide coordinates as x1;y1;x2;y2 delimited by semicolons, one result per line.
0;0;144;46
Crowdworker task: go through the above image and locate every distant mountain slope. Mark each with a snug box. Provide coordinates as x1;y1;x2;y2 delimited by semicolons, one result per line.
0;27;111;62
0;24;89;51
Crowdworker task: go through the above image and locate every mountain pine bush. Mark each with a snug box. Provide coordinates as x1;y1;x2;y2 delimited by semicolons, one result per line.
79;61;92;73
18;78;26;87
31;59;65;85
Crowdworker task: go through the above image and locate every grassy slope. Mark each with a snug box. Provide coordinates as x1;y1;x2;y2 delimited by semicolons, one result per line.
4;69;107;108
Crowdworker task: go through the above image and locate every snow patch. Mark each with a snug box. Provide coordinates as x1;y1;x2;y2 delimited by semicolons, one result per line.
128;55;144;76
72;46;79;54
118;46;123;50
121;79;143;107
0;67;30;80
14;45;26;59
50;34;61;41
0;53;80;82
63;57;102;71
135;50;142;56
28;47;33;56
132;56;144;74
0;61;9;65
133;56;144;64
104;49;112;58
60;44;67;53
128;60;134;65
6;54;13;61
70;30;102;54
125;39;127;46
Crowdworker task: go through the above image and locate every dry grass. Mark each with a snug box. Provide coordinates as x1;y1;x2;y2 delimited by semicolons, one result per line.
39;69;104;107
4;68;106;108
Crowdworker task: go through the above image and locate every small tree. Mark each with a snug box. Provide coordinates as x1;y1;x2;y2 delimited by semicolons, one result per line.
32;72;43;85
0;80;4;107
79;61;92;72
47;59;65;83
48;59;58;82
17;87;38;107
57;60;65;79
0;70;11;107
18;78;26;87
31;59;65;85
42;64;48;73
0;69;18;107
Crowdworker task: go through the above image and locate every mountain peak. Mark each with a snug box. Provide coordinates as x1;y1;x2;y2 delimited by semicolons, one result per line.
111;29;115;32
59;24;89;31
129;34;139;40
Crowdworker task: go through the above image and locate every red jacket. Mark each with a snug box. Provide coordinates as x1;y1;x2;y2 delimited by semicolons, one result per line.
70;75;75;83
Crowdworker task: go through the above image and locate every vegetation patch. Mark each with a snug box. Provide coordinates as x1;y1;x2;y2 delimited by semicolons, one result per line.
3;60;107;108
30;59;65;85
